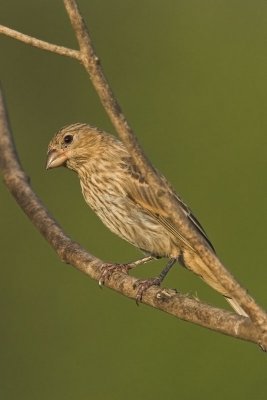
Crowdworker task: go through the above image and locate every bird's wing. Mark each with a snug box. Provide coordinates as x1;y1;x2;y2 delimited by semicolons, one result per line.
121;157;215;252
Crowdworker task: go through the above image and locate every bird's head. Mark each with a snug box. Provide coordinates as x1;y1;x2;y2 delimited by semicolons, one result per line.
46;123;107;171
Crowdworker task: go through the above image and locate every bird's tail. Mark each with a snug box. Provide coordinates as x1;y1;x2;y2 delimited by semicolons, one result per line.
225;297;248;317
182;251;248;317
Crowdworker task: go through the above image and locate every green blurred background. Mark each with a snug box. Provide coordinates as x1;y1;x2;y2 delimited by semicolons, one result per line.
1;1;267;399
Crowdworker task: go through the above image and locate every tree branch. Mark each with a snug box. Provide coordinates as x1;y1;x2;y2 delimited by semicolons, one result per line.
0;88;264;347
62;0;267;332
0;0;266;349
0;24;81;60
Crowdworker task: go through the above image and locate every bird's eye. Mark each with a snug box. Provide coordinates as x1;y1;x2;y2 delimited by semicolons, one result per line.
63;135;73;144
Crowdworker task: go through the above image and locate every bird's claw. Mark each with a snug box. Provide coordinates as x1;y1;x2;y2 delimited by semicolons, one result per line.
98;263;131;287
134;277;162;305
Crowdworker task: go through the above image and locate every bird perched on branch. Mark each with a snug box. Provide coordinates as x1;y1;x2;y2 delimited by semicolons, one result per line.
46;123;247;316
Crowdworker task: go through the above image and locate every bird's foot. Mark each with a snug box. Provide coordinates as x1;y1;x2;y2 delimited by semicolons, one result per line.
134;277;162;304
98;256;155;287
99;263;132;286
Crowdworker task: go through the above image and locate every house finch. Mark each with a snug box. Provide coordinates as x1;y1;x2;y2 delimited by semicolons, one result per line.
46;123;246;316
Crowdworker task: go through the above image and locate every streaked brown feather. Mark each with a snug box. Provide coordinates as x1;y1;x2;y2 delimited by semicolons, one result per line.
120;156;214;252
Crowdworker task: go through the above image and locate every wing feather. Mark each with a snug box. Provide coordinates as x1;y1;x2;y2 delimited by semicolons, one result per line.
121;157;215;252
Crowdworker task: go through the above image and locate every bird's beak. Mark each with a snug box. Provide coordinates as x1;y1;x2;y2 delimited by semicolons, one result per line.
46;149;68;170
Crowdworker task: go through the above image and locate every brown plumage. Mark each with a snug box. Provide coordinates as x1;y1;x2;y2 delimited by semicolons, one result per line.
46;123;247;316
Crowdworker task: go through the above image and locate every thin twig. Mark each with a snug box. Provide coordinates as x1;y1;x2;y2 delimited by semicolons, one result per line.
0;25;81;60
63;0;159;181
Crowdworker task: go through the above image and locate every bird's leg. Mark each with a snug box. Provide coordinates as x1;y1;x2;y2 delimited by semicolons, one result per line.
99;255;155;286
134;258;177;304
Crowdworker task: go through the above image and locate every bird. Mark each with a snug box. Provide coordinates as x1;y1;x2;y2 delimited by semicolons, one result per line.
46;123;247;316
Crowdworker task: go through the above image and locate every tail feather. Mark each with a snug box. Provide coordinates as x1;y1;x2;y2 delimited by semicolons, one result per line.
181;251;249;317
225;297;248;317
